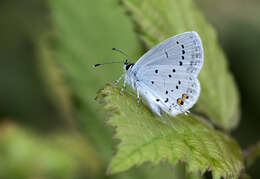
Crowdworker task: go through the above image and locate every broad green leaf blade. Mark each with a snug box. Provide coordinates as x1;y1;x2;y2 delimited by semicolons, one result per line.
121;0;240;130
98;84;243;179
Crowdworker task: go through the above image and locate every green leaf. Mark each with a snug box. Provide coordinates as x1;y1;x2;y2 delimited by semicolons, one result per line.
37;36;75;127
121;0;240;130
98;84;244;179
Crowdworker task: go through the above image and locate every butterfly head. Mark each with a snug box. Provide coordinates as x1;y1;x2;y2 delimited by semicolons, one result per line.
123;60;135;71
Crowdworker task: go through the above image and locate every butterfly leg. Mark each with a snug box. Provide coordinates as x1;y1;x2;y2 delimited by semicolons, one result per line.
136;88;140;105
120;79;127;94
184;110;190;116
114;74;124;84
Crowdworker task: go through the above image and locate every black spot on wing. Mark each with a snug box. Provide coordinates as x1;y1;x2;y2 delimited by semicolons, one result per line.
165;51;168;58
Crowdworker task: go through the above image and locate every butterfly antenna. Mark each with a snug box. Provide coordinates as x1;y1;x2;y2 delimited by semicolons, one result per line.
92;61;124;68
112;48;130;59
93;48;130;68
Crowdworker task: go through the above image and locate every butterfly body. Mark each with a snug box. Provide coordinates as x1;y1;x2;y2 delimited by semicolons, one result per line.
122;31;203;116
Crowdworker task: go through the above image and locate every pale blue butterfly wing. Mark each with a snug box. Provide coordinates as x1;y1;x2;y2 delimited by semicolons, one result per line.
131;31;203;116
132;31;203;77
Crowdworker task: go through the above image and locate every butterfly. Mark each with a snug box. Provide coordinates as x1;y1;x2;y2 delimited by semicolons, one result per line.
96;31;203;116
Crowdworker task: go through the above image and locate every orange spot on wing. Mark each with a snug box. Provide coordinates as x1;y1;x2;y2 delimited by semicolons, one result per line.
177;98;183;105
182;93;188;99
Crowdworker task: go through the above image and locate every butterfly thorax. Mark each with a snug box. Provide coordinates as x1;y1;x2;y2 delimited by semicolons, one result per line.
123;62;138;89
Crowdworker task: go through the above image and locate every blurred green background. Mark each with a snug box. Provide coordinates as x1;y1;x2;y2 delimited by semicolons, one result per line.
0;0;259;178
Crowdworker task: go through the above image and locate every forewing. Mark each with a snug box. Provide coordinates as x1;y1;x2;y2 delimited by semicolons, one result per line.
132;31;203;77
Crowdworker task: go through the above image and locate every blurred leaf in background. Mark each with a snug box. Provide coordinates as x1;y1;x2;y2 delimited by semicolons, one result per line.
0;120;102;179
0;0;67;129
